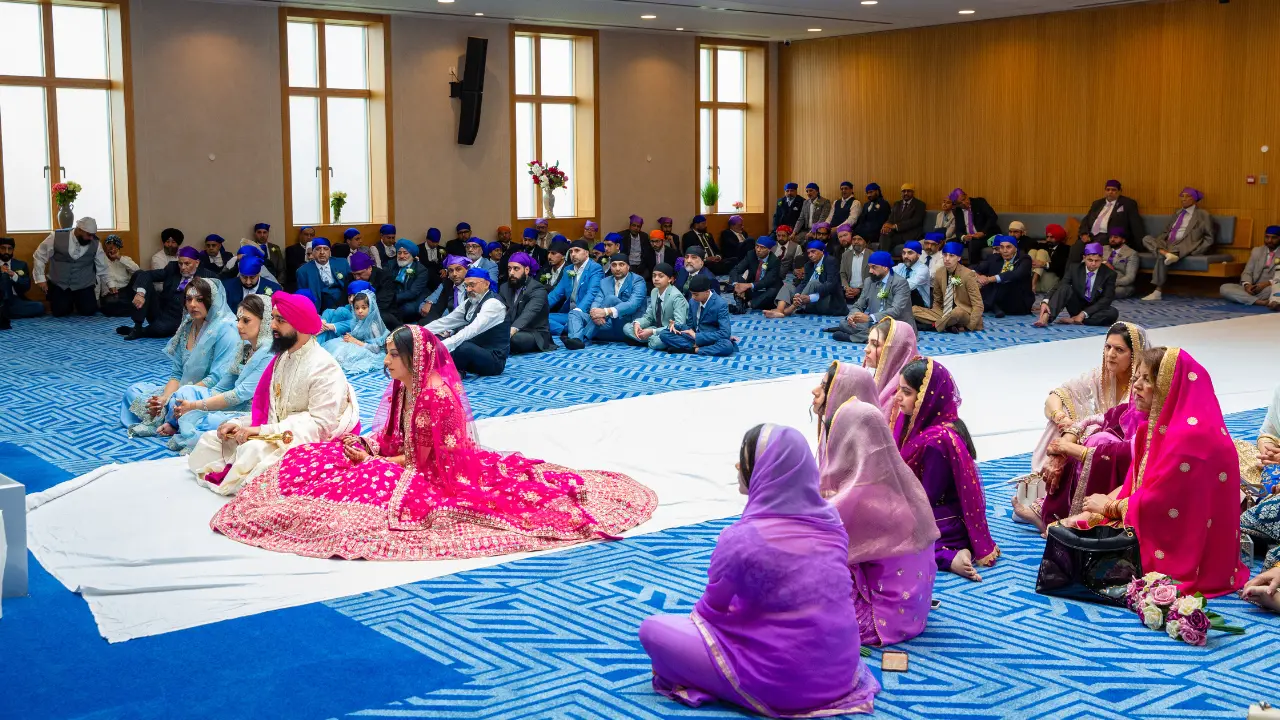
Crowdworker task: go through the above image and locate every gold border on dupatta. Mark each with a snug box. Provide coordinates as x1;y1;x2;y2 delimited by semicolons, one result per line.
1068;447;1096;515
1133;347;1180;494
901;358;934;444
871;316;896;387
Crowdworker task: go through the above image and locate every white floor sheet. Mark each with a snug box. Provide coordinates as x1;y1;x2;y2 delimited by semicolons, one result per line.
27;314;1280;642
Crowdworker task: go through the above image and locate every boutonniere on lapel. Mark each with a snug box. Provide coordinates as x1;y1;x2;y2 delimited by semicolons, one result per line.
568;268;578;278
877;286;890;300
949;275;964;287
404;267;415;276
538;272;551;284
263;287;273;296
815;261;824;275
16;269;24;277
336;272;344;280
1116;206;1124;212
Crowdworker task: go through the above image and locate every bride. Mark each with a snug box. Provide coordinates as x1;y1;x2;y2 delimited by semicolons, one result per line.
212;325;658;560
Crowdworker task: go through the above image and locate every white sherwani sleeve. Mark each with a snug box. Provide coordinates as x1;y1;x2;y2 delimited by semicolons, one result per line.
257;355;358;443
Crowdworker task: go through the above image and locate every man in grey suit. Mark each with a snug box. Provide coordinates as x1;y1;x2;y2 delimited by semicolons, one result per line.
826;251;910;343
839;229;871;305
1220;224;1279;308
1141;187;1214;301
791;182;833;242
1102;227;1140;299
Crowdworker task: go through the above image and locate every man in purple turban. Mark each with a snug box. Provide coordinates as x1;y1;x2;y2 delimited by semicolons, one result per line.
946;188;1001;265
1140;186;1215;301
1077;179;1144;253
1034;242;1119;327
618;216;646;268
120;244;218;340
500;252;554;354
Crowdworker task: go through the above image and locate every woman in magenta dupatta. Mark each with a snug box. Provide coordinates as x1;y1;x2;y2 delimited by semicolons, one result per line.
864;317;919;421
639;424;879;718
1069;347;1247;597
823;396;939;646
892;358;1000;581
212;325;657;560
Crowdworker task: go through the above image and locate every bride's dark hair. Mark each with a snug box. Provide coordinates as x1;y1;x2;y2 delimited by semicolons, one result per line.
385;326;416;378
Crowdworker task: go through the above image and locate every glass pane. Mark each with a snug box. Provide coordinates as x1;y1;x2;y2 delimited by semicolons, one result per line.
716;109;745;214
514;35;534;95
289;96;321;224
698;47;712;103
324;23;367;90
540;103;575;217
327;97;370;223
515;102;536;219
56;89;114;228
0;86;51;231
699;108;712;199
716;49;745;104
539;37;574;97
287;22;318;88
52;5;107;80
0;2;44;77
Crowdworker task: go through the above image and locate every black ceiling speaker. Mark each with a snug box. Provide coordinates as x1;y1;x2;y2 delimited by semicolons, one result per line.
450;37;488;145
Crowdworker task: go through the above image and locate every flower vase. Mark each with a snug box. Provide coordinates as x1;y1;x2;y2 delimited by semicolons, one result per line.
58;203;74;230
543;188;556;219
705;205;715;216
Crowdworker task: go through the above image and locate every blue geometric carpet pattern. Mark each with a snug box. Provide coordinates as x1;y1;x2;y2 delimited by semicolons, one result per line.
322;407;1279;720
0;295;1264;478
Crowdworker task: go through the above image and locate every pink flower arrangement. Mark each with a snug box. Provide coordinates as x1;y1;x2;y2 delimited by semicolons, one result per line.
1124;572;1243;646
732;201;744;211
52;180;82;207
527;161;568;191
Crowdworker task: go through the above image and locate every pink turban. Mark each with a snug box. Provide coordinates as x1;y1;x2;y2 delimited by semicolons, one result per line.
271;291;322;335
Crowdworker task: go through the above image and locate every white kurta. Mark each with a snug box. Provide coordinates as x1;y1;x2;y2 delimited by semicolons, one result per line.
188;337;359;496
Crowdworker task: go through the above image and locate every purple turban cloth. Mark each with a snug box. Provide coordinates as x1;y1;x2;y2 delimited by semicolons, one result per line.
805;240;825;252
343;228;360;240
812;222;831;231
177;246;200;260
1105;179;1122;190
948;188;966;202
509;252;540;275
658;216;673;225
272;291;323;335
585;220;599;231
728;215;743;226
444;254;471;269
1181;187;1204;202
1266;225;1280;237
239;254;265;277
535;218;548;227
350;252;375;272
629;214;643;225
869;250;893;268
835;223;853;235
1083;243;1104;256
1108;226;1128;239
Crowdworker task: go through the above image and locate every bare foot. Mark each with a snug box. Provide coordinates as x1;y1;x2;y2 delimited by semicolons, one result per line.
1241;586;1280;612
157;423;176;437
1033;307;1050;328
949;549;982;582
1011;496;1047;534
763;310;784;319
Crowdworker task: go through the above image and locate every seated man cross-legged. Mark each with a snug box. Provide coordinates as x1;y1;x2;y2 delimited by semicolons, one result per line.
974;235;1034;318
829;250;912;343
658;274;736;357
546;240;603;337
1220;224;1279;309
426;268;511;376
913;241;984;333
564;254;647;350
728;235;782;314
765;241;845;319
1034;243;1120;328
501;252;556;354
624;262;689;350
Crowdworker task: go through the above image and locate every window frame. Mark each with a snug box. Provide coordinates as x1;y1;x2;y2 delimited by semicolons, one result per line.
509;25;599;228
695;38;766;216
278;7;393;239
0;0;136;244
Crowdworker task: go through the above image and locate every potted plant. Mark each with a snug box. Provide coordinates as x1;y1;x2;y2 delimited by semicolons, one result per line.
701;180;720;215
330;191;347;223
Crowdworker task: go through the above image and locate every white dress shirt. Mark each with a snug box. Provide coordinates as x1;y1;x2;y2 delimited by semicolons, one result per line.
151;249;177;271
1173;206;1196;243
100;256;139;297
427;294;506;351
1091;199;1116;236
32;232;109;285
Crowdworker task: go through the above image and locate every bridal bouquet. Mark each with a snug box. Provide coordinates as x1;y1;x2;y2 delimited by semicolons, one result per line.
1124;572;1243;645
527;161;568;191
52;181;82;207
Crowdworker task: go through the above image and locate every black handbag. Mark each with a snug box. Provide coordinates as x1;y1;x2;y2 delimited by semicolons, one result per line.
1035;524;1141;606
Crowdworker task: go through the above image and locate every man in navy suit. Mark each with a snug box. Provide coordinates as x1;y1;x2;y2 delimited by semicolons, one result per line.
221;254;282;309
659;274;736;356
546;240;603;337
675;246;718;299
0;237;44;328
198;234;235;276
729;235;782;314
564;253;647;350
387;238;431;323
975;235;1034;318
294;237;352;312
765;241;845;318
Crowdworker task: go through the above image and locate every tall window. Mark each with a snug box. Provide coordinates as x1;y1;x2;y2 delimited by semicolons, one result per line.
281;11;390;227
512;28;597;220
0;1;130;232
698;42;765;214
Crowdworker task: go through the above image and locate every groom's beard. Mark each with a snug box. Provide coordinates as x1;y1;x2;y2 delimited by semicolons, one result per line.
271;330;298;354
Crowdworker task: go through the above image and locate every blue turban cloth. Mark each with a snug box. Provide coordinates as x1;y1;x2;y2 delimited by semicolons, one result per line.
295;289;317;304
865;183;880;193
523;227;538;239
869;250;893;268
349;252;375;272
239;255;265;277
756;236;777;249
464;266;497;292
509;252;540;275
254;223;270;231
903;241;923;253
426;227;441;242
1266;225;1280;236
379;224;396;236
344;228;360;240
310;237;331;248
484;241;502;255
943;241;965;256
924;232;946;242
692;215;707;224
347;280;373;295
784;182;798;191
805;182;819;191
394;238;418;256
205;234;225;246
994;235;1018;247
805;240;825;252
457;222;471;232
593;243;606;253
604;232;623;244
240;244;265;259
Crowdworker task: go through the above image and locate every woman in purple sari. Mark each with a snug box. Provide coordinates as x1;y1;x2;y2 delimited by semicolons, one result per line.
639;424;879;717
893;358;1000;582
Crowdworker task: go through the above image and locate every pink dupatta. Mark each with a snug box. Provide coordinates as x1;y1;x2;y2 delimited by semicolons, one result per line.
868;317;919;421
817;362;879;477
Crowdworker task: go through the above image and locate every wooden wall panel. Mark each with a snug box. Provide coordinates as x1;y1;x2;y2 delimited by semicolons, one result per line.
778;0;1280;247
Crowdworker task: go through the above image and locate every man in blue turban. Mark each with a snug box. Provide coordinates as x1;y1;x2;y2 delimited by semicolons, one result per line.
447;222;472;257
382;238;430;323
728;234;781;314
334;227;373;266
1221;224;1280;308
250;222;285;279
850;182;891;248
284;225;316;291
773;181;803;233
223;252;282;309
892;239;932;308
518;226;548;269
913;240;985;333
765;240;845;320
973;235;1033;318
372;224;398;267
416;227;445;279
294;237;352;312
198;234;234;276
463;237;499;283
792;182;832;246
425;266;510;376
827;249;912;342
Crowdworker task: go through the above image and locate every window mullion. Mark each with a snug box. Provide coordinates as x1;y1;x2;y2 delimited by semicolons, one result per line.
532;35;542;216
316;22;331;224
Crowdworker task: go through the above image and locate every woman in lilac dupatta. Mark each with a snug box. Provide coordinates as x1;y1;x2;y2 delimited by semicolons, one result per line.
863;317;919;421
639;424;879;717
893;358;1000;582
812;361;878;469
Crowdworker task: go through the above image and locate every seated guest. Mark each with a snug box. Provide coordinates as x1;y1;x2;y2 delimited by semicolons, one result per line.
248;223;285;279
851;183;891;248
590;242;606;264
426;267;510;376
934;198;956;241
641;229;679;287
1103;227;1140;299
486;241;507;283
830;180;862;228
0;237;43;326
808;221;833;253
152;227;183;273
601;234;623;266
32;216;107;317
839;228;870;305
1022;222;1070;295
814;367;939;646
417;227;445;280
419;255;470;324
122;277;239;437
658;274;735;357
501;252;555;354
950;188;1000;264
223;253;281;309
377;239;426;322
541;239;570;297
578;219;600;247
919;232;944;280
518;226;549;269
1241;387;1280;607
345;251;399;329
564;254;647;350
828;251;910;342
167;294;275;454
719;215;750;265
893;359;999;581
913;242;984;333
682;215;729;275
974;235;1033;318
447;222;471;257
120;246;217;340
624;263;688;350
546;240;602;335
892;240;931;308
767;241;845;319
1034;243;1119;328
863;317;919;420
775;225;803;284
465;238;499;283
374;224;399;268
532;217;551;249
1221;224;1279;308
494;225;515;260
322;284;389;374
772;181;804;233
1141;187;1214;301
91;235;135;317
657;216;678;249
638;424;880;717
618;217;645;268
793;182;833;242
729;235;781;314
295;237;351;312
284;225;315;291
334;228;377;268
675;246;718;299
198;234;234;276
1079;179;1143;250
880;183;926;251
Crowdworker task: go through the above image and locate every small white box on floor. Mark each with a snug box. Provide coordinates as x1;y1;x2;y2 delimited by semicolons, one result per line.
0;473;27;601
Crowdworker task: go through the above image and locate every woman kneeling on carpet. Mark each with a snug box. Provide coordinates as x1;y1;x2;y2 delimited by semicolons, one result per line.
638;424;879;717
893;358;999;581
1059;347;1247;597
211;324;657;560
862;317;919;421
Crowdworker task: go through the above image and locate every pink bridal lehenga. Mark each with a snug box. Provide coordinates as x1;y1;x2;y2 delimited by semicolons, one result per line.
211;325;657;560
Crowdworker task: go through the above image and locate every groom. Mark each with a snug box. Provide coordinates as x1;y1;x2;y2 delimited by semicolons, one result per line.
188;290;360;495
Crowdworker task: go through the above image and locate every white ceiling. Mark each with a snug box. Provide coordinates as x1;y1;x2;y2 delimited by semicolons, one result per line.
246;0;1150;41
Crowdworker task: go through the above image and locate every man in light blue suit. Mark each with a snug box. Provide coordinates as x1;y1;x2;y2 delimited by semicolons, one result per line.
547;239;603;337
294;237;352;312
659;274;736;356
564;253;647;350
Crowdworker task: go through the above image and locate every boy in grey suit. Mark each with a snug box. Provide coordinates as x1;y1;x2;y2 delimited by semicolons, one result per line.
827;251;911;343
1220;225;1279;308
624;263;689;349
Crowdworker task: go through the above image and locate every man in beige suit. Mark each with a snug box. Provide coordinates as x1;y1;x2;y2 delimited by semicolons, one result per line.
1141;187;1214;301
913;241;984;332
